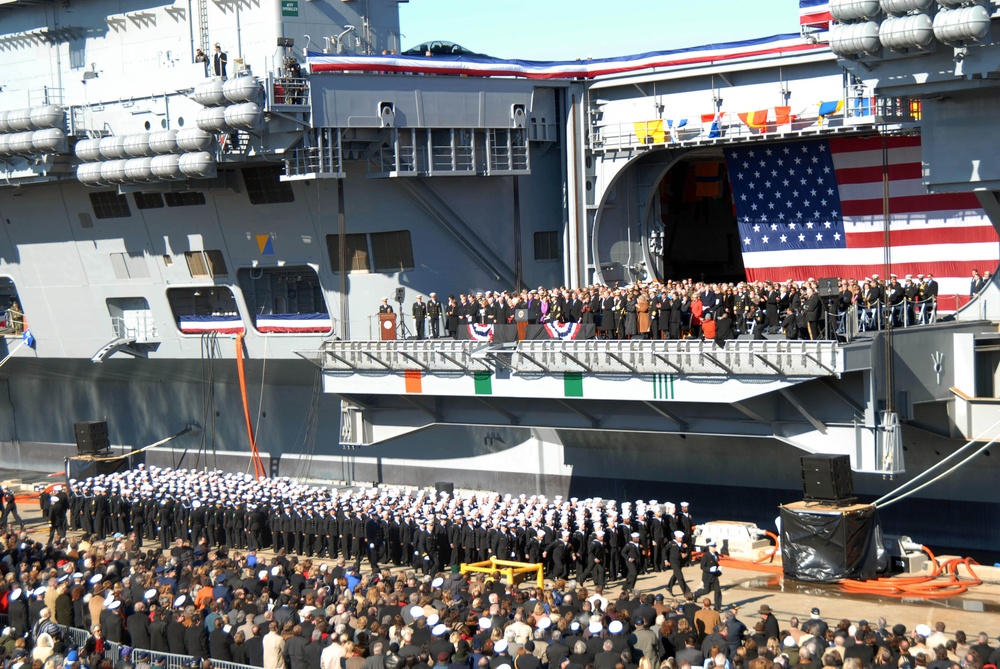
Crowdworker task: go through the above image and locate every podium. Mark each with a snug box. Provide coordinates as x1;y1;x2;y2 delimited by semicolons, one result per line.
379;313;397;340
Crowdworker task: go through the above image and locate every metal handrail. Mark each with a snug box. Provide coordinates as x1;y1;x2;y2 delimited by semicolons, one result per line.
0;617;259;669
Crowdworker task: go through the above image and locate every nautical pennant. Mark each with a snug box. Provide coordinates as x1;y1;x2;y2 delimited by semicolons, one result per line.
257;234;275;255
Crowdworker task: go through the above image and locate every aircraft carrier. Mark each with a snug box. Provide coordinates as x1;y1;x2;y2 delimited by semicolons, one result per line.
1;0;999;557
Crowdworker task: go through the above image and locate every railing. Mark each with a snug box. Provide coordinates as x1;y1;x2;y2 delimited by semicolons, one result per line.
317;338;842;377
590;93;919;153
0;309;24;335
111;314;158;342
0;615;256;669
283;128;344;180
268;75;310;107
512;339;841;376
856;299;939;332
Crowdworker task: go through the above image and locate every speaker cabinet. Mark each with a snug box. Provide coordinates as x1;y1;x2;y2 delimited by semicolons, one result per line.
801;454;853;503
817;277;840;298
74;420;110;454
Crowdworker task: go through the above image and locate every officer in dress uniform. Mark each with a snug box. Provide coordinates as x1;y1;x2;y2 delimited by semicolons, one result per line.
427;293;442;338
412;296;427;339
665;530;691;596
694;540;723;610
379;298;394;314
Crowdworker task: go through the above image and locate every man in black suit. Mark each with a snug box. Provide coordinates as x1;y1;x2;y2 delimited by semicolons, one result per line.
919;274;938;324
694;541;722;610
213;43;228;78
127;602;152;649
803;286;822;340
412;296;427;339
971;269;984;297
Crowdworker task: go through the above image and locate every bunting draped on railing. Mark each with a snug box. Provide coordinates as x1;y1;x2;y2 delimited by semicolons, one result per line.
307;34;825;80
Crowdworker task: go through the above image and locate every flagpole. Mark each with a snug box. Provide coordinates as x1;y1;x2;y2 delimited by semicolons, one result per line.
0;340;26;370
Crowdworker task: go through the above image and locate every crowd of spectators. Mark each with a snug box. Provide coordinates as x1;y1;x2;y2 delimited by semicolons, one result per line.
0;522;995;669
400;270;980;343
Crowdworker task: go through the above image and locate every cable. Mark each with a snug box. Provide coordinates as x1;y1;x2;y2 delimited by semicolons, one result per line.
254;333;268;446
872;415;1000;507
876;431;1000;508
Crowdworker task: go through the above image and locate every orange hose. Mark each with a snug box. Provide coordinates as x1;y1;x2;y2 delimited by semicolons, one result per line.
235;333;267;480
835;546;982;598
754;530;780;563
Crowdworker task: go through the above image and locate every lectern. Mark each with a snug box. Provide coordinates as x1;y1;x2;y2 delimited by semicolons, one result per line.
379;313;397;340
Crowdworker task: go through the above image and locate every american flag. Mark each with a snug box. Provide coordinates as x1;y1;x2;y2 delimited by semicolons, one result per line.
725;135;1000;312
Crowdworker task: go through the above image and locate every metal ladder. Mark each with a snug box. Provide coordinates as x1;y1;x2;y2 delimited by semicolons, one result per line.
198;0;210;53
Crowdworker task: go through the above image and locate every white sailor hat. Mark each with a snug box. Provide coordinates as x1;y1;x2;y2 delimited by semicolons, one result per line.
609;620;624;634
588;621;602;634
427;613;440;626
674;530;685;538
410;605;424;619
107;599;121;610
705;540;717;547
9;588;21;600
431;577;444;588
89;575;102;585
432;624;447;637
144;588;158;600
495;640;508;653
630;532;640;539
537;617;551;630
173;595;186;607
479;617;492;629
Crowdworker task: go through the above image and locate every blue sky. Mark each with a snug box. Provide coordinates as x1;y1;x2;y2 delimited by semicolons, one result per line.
399;0;803;61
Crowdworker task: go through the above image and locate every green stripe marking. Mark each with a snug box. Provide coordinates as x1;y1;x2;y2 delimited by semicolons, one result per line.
564;372;583;397
653;373;675;400
474;371;493;395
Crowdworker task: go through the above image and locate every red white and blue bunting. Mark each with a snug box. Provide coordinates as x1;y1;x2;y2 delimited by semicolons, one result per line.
543;322;583;340
179;315;245;335
465;323;494;341
255;313;333;334
307;34;825;80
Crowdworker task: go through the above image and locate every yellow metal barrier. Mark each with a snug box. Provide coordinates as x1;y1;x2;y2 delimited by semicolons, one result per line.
460;557;545;588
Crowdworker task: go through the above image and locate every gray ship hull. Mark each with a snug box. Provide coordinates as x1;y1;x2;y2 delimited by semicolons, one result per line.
1;354;996;557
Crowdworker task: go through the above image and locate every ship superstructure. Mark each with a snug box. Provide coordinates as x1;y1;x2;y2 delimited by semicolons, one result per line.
1;0;1000;554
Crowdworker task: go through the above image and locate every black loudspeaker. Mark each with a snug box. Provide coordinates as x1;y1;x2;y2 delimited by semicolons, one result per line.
74;420;110;454
817;277;840;298
394;287;405;303
514;308;528;323
435;482;455;497
801;454;854;502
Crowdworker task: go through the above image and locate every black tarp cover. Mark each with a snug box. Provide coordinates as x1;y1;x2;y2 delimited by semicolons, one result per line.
780;503;884;583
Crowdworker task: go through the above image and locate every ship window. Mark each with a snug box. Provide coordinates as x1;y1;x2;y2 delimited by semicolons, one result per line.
242;166;294;205
184;250;229;278
370;230;414;273
534;231;560;261
89;191;132;219
165;191;207;207
236;266;332;334
110;252;151;279
134;192;165;209
166;286;242;335
326;233;370;273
